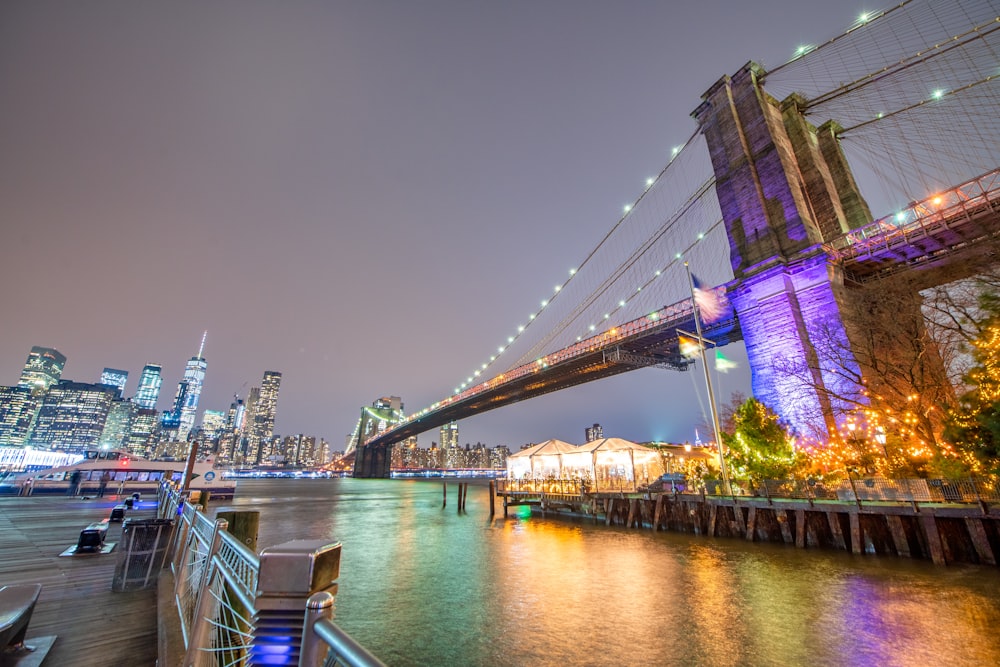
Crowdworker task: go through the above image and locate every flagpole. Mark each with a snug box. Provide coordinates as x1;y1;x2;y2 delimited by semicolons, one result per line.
684;262;732;496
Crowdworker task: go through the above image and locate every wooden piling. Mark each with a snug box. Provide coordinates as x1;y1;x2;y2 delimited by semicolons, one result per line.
489;481;496;518
965;517;996;565
442;483;447;508
216;510;260;552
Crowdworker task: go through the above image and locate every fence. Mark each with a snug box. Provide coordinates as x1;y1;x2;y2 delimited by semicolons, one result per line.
496;475;1000;506
157;483;385;667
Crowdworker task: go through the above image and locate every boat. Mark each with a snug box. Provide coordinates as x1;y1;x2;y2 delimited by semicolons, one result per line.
2;449;236;499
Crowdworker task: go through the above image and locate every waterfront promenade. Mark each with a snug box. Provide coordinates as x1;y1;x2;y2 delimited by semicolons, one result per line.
0;494;158;666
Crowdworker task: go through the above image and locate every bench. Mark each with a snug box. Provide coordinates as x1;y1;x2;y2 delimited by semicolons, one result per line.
76;521;109;553
0;584;42;652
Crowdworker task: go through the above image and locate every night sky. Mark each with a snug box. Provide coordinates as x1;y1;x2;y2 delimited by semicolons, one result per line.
0;1;874;449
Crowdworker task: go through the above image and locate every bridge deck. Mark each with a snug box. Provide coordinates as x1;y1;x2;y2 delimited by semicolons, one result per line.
0;495;159;666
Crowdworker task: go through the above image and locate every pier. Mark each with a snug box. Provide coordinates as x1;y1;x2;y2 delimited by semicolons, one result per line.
0;494;159;665
496;482;1000;566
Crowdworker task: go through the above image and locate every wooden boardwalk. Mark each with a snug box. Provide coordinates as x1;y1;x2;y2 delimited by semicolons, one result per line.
0;494;160;667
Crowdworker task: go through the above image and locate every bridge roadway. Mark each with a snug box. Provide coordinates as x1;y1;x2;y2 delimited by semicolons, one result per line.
366;168;1000;452
365;298;741;449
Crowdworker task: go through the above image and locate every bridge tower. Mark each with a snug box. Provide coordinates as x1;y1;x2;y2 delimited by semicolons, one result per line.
692;62;933;440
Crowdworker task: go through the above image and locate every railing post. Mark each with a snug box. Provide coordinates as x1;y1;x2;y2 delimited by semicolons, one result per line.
183;518;228;667
299;592;335;667
251;539;342;667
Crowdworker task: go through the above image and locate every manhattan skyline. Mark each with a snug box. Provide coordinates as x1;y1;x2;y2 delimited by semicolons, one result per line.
1;1;877;447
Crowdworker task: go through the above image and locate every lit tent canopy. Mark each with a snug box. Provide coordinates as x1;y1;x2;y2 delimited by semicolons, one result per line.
506;439;579;478
561;438;665;490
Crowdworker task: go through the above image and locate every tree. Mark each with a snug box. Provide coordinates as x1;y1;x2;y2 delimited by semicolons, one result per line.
943;295;1000;476
722;398;803;486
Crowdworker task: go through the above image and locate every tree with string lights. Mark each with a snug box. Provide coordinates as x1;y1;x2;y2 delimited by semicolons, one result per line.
944;298;1000;477
722;397;805;488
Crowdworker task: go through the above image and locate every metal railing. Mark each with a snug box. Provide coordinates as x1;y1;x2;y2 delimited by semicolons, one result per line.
157;483;385;667
495;475;999;506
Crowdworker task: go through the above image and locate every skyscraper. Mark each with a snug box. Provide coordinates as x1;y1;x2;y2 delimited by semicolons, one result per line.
100;368;129;396
0;385;39;446
134;364;163;409
245;371;282;464
18;346;66;393
585;423;604;443
169;332;208;441
28;380;117;451
440;421;459;449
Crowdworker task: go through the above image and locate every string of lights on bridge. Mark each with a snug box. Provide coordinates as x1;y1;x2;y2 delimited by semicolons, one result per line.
433;0;928;419
400;0;1000;429
447;133;706;398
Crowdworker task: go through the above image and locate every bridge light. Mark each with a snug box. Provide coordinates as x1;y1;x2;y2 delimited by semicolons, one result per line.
490;355;496;361
475;370;481;376
671;146;681;156
467;377;473;383
619;300;626;307
577;336;582;341
481;363;488;369
554;285;561;292
604;313;610;319
623;204;631;213
589;325;596;331
637;287;642;292
646;177;654;187
569;268;576;275
655;270;661;276
508;336;514;343
932;196;942;206
698;232;704;239
529;313;536;320
895;211;907;223
675;253;682;259
932;89;944;99
518;325;525;333
649;312;659;320
541;300;548;307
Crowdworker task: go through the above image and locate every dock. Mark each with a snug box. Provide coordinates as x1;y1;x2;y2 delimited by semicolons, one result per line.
0;494;159;666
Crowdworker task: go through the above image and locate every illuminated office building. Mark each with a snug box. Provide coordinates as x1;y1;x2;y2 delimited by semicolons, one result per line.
175;332;208;441
133;364;163;410
440;421;459;449
99;368;129;396
244;371;282;464
0;386;38;446
125;408;160;457
585;423;604;443
18;346;66;393
27;381;117;451
200;410;226;442
99;399;135;450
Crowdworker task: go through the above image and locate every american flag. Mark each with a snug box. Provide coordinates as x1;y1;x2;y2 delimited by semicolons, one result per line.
691;273;729;323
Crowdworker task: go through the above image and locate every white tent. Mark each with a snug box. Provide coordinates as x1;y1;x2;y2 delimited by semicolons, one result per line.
561;438;665;491
506;439;579;479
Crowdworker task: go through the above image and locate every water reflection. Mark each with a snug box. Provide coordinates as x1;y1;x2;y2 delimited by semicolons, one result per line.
216;479;1000;666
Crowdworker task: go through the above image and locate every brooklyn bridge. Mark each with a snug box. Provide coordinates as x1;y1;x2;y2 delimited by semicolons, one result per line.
354;0;1000;477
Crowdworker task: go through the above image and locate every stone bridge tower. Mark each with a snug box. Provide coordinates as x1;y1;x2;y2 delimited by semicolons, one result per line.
693;62;917;440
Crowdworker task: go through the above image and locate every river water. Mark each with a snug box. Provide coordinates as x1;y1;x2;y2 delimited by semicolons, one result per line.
215;478;1000;667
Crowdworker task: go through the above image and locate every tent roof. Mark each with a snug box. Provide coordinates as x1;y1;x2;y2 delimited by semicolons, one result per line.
574;437;654;454
507;438;579;458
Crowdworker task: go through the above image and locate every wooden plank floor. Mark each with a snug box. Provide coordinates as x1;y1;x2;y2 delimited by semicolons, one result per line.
0;494;160;667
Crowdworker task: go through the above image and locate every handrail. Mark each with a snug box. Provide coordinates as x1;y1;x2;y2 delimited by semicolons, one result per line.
158;482;384;667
